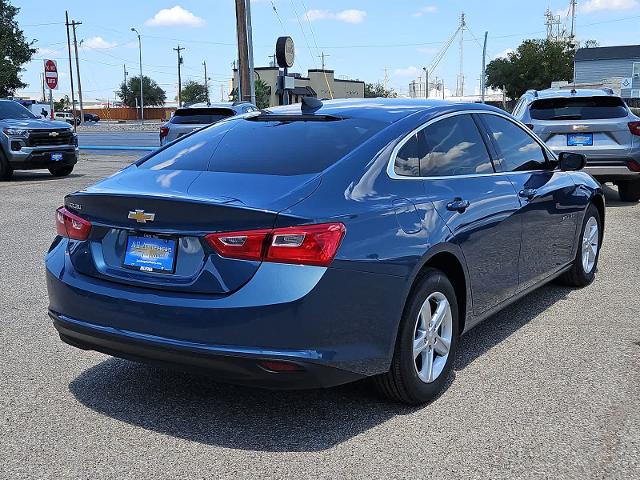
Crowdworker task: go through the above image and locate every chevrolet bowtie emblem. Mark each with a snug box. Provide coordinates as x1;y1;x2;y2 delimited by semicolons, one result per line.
49;131;59;137
572;125;589;131
128;209;155;223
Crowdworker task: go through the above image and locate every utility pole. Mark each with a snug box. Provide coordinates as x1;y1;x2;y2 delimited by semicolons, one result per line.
235;0;251;102
481;31;488;103
383;66;389;93
318;52;330;70
70;19;83;125
457;12;465;97
174;45;184;107
268;53;277;67
569;0;577;40
40;73;46;102
64;11;78;131
203;60;209;104
245;0;256;105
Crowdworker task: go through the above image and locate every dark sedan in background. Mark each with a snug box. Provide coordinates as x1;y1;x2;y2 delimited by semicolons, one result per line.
46;99;604;404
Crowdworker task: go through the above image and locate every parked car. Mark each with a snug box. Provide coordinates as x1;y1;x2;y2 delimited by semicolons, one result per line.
83;113;100;122
54;111;80;126
0;99;78;180
46;99;604;404
513;88;640;202
159;102;258;145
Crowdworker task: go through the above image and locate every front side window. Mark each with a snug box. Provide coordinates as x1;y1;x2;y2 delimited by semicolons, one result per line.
482;114;547;172
394;114;494;177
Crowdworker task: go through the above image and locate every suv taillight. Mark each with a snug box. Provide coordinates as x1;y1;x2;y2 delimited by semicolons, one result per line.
160;126;169;139
628;121;640;136
205;223;346;267
55;206;92;240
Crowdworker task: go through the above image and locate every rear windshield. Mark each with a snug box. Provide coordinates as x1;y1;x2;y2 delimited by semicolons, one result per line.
139;115;386;175
170;108;234;125
530;96;628;120
0;101;37;120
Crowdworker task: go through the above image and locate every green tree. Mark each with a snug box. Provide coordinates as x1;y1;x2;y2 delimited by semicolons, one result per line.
0;0;36;97
364;82;397;98
54;95;71;111
230;79;271;108
117;75;166;107
180;80;208;105
486;39;597;100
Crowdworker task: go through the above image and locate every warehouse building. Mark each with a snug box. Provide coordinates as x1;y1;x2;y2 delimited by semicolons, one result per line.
232;67;364;107
574;45;640;98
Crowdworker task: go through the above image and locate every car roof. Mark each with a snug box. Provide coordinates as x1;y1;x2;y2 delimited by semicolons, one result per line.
179;102;256;111
266;98;505;124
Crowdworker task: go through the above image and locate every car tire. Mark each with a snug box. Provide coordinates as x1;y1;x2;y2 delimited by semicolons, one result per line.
618;180;640;202
558;203;602;288
48;165;74;177
0;149;13;181
373;268;459;405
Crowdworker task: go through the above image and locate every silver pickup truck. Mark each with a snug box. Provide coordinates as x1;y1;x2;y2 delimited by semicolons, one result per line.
0;99;78;181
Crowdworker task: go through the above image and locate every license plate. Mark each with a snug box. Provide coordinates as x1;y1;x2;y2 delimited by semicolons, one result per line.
51;152;63;161
567;133;593;146
123;234;177;273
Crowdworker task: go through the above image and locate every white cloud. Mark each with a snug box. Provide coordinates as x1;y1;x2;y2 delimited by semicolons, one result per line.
494;48;514;60
145;6;205;27
81;37;117;50
580;0;638;12
413;5;437;17
304;9;367;24
394;66;420;77
37;48;60;56
335;9;367;23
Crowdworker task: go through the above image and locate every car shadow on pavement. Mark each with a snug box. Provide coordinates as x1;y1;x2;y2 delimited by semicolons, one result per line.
601;184;636;207
455;284;572;371
68;282;573;452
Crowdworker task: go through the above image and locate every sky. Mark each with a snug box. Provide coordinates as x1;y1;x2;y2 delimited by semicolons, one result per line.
12;0;640;103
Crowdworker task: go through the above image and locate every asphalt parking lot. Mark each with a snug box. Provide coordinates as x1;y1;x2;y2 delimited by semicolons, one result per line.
1;155;639;479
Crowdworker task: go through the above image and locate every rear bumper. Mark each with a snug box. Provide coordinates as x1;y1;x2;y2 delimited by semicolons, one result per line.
51;311;363;389
45;238;406;386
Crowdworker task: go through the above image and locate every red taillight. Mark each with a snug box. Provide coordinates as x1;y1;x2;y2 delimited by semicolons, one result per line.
205;222;346;267
628;121;640;136
160;126;169;138
55;206;92;240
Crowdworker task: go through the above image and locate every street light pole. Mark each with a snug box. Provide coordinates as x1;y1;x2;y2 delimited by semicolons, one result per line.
131;28;144;122
423;67;429;99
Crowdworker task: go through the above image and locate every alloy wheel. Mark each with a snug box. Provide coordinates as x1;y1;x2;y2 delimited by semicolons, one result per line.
413;291;453;383
581;216;599;274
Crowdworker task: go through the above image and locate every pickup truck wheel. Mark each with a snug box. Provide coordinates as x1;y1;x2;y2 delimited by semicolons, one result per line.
0;149;13;181
618;180;640;202
48;165;74;177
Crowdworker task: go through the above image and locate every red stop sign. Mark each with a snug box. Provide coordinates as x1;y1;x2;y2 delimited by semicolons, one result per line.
44;59;58;90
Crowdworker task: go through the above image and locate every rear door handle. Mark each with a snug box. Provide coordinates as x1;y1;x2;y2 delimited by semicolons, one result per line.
446;198;470;213
518;188;537;200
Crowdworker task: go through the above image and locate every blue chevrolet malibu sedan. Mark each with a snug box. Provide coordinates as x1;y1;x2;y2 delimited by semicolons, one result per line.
46;99;604;404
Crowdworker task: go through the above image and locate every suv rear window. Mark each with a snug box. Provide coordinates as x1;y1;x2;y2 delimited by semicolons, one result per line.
170;108;235;125
140;115;386;175
530;96;628;120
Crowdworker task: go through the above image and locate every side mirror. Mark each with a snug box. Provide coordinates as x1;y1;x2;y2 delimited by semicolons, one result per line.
558;152;586;171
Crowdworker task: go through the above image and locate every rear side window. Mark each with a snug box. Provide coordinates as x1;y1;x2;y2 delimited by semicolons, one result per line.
170;108;234;125
530;96;628;120
140;116;386;175
481;114;547;172
394;114;494;177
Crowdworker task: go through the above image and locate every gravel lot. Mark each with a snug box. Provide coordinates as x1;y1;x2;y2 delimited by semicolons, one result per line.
1;155;639;479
